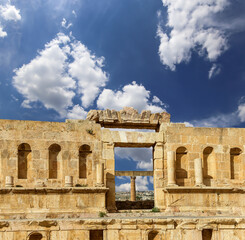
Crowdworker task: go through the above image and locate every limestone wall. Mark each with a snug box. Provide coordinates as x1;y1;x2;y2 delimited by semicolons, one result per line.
161;123;245;187
0;119;102;188
1;217;245;240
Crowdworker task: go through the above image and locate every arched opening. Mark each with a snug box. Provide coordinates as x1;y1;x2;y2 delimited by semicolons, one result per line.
29;232;43;240
90;230;103;240
148;230;161;240
48;144;61;179
79;144;91;179
176;147;188;186
18;143;31;179
230;147;242;180
203;147;215;186
202;229;213;240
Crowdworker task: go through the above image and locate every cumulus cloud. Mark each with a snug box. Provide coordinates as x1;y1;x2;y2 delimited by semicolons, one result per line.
0;3;21;38
208;64;221;79
115;147;153;170
116;176;151;192
97;81;166;113
67;104;87;119
69;41;108;108
13;32;108;118
0;3;21;21
157;0;229;71
116;182;130;192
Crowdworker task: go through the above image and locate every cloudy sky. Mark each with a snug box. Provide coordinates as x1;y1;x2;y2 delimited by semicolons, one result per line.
0;0;245;191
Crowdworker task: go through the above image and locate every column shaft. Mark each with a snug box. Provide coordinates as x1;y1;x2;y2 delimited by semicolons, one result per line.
167;151;176;186
96;163;104;186
194;158;204;186
130;176;136;201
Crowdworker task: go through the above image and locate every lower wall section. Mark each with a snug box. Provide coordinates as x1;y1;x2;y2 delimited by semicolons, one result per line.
0;187;108;218
161;187;245;215
1;217;245;240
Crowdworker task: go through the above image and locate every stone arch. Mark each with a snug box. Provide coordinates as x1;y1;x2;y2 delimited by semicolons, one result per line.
18;143;31;179
176;147;188;186
79;144;91;179
148;230;162;240
28;232;43;240
203;147;215;186
230;147;242;180
48;144;61;179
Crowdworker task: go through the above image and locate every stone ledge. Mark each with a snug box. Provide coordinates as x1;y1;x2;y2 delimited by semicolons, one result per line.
163;187;245;193
0;187;109;194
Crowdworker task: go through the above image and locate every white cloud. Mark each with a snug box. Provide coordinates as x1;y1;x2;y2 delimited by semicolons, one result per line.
189;95;245;128
61;18;72;29
67;104;87;119
136;176;149;191
0;3;21;38
0;4;21;21
116;182;130;192
69;41;108;108
13;32;108;118
191;112;239;128
136;160;153;170
183;121;194;127
97;81;166;113
116;176;150;192
238;103;245;122
115;147;152;164
0;25;7;37
208;64;221;79
115;147;153;170
13;33;75;117
157;0;229;71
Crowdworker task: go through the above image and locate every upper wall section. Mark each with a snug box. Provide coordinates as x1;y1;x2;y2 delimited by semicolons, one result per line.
86;107;170;130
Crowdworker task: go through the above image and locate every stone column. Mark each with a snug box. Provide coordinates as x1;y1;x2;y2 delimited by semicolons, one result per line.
65;176;73;187
5;176;14;187
194;158;204;186
130;176;136;201
96;163;104;187
167;151;177;186
103;142;116;212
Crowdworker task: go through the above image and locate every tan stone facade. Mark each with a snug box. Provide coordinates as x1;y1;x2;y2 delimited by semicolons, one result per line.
0;107;245;239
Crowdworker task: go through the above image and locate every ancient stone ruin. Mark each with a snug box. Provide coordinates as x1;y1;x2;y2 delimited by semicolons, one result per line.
0;107;244;239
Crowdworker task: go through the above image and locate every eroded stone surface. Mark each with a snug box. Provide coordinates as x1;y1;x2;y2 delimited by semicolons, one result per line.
86;107;170;129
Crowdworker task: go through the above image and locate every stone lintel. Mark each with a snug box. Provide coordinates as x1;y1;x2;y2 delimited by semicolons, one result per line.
86;107;170;130
115;171;153;177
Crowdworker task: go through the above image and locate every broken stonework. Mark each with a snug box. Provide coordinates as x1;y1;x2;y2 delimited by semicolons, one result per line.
86;107;170;129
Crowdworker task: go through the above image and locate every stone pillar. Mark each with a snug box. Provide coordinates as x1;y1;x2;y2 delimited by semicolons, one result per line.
103;141;116;212
5;176;14;187
167;151;177;186
194;158;204;186
130;176;136;201
96;163;104;187
65;176;73;187
153;142;164;210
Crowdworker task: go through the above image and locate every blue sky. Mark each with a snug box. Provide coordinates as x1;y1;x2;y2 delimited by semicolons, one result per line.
0;0;245;191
